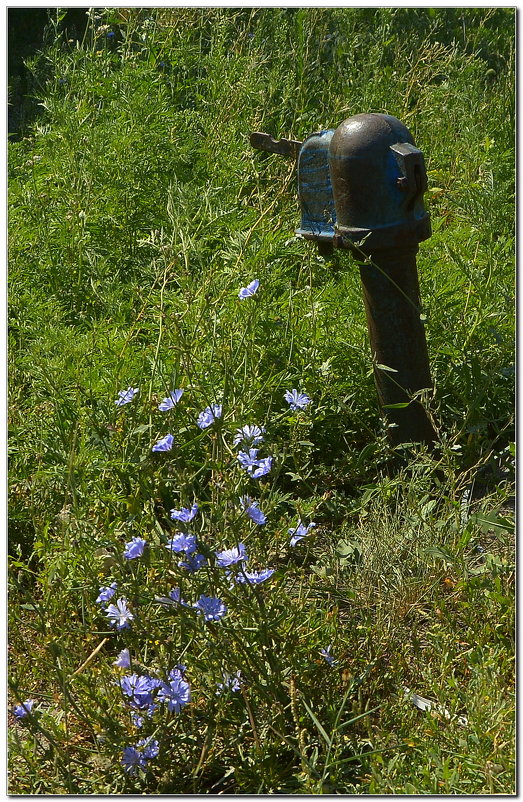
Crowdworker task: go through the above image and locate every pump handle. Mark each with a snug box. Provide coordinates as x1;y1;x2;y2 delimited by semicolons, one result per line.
250;132;302;158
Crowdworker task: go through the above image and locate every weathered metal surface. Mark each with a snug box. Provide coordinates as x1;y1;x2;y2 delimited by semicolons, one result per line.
249;132;302;158
328;113;431;252
295;130;336;244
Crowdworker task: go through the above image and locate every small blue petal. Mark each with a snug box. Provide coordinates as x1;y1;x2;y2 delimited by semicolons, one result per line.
152;434;174;452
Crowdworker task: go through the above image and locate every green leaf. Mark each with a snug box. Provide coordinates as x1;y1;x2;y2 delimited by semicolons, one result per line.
469;510;515;535
131;423;152;435
311;565;335;578
337;705;381;731
301;699;332;748
375;363;398;373
424;545;455;564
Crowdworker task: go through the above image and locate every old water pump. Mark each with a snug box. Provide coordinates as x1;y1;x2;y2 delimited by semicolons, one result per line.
250;113;436;447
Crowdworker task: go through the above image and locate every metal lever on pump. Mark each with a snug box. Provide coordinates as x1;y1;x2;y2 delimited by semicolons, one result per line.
249;132;302;159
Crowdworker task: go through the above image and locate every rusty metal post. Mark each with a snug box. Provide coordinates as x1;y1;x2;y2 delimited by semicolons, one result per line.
356;246;435;446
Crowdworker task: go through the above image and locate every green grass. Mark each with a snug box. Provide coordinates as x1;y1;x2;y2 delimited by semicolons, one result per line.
8;8;514;794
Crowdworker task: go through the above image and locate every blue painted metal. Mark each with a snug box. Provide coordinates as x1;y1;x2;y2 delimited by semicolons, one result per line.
295;130;336;243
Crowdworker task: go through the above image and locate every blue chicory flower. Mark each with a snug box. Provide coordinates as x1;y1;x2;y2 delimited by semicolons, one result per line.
233;424;265;447
238;278;260;299
169;503;198;523
121;737;159;773
237;450;273;478
240;496;267;524
284;389;311;411
169;588;189;607
158;389;184;411
105;598;134;630
138;737;159;760
251;456;272;478
119;673;153;701
121;745;146;774
119;674;159;710
178;553;207;572
155;588;191;608
235;568;275;585
166;532;197;554
157;674;191;713
152;433;174;452
194;594;227;621
13;700;34;719
289;520;316;547
115;387;139;407
197;404;222;429
320;646;338;666
237;448;260;471
114;649;131;668
123;537;147;560
131;713;144;728
215;543;248;568
216;671;241;694
96;582;117;604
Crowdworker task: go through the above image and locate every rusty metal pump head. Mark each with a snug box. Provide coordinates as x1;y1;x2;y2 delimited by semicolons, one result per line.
328;113;431;253
250;113;430;255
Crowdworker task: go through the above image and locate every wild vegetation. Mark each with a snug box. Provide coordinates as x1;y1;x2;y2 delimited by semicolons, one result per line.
8;8;515;794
